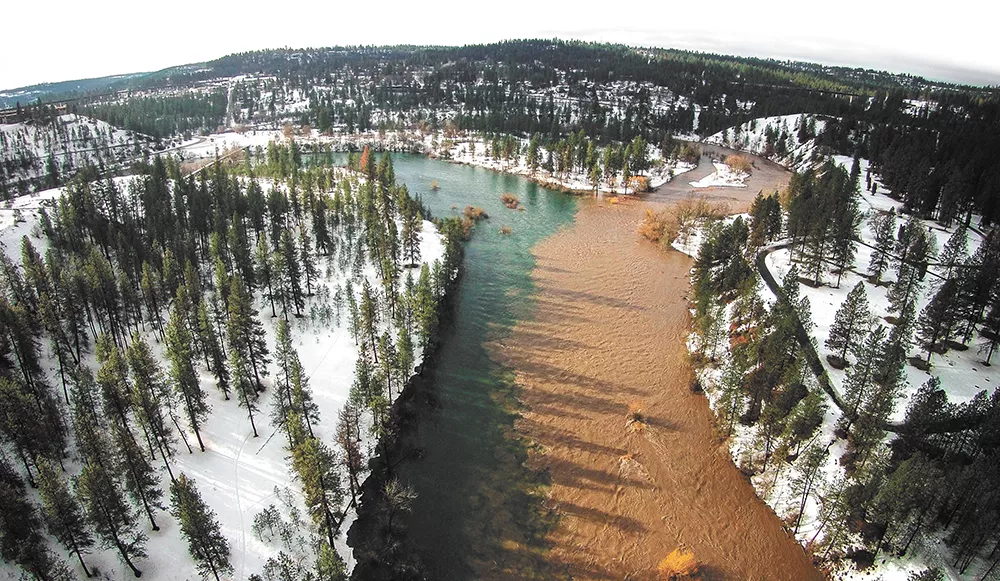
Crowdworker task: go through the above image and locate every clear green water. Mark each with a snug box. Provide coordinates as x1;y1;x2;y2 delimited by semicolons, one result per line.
385;155;578;579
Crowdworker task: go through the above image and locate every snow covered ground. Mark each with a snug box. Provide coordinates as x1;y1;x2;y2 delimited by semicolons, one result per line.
164;129;284;161
442;135;696;195
766;156;991;422
0;176;445;581
672;149;991;580
705;113;828;173
688;162;748;188
1;114;152;191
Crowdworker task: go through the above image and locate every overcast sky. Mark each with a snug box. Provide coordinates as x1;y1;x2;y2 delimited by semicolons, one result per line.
2;0;998;91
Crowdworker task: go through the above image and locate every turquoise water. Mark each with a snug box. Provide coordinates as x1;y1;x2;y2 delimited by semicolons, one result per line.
384;155;578;579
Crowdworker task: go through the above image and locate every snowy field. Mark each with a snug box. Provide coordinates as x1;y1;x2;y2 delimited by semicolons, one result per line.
766;156;992;422
0;176;444;581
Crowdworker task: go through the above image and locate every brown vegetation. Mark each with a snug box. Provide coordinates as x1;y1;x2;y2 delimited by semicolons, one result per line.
463;206;489;221
499;225;513;235
637;195;730;246
657;548;700;580
724;154;752;174
501;192;520;209
627;401;646;433
459;206;490;239
629;175;651;193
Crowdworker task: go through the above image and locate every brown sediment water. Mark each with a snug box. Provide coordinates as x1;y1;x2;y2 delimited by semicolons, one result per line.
498;187;824;578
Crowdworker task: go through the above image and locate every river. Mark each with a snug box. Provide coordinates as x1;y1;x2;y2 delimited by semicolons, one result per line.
361;153;823;580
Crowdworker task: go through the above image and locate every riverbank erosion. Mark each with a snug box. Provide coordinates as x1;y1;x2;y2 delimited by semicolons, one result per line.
499;196;824;580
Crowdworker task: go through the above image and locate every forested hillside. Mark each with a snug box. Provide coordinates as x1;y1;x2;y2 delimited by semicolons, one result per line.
676;152;1000;579
0;145;461;580
0;111;152;198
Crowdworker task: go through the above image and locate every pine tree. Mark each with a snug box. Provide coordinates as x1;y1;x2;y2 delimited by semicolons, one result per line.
314;540;348;581
111;412;164;533
937;225;967;282
980;300;1000;365
165;291;209;451
414;263;436;349
360;281;380;363
36;458;95;577
299;228;318;297
790;442;827;535
397;325;414;387
271;319;319;443
227;273;270;391
280;229;304;317
825;282;871;363
254;235;277;318
783;390;826;456
127;334;176;482
197;301;230;400
229;215;256;290
290;355;320;440
916;279;959;363
887;260;924;317
289;420;344;549
0;458;65;581
231;348;260;438
76;461;147;577
169;474;233;581
377;331;398;399
140;262;165;338
867;210;896;282
335;402;365;509
401;199;422;268
842;324;887;432
0;376;61;485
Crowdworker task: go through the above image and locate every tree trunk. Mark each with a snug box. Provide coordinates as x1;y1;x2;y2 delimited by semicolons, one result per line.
69;533;92;577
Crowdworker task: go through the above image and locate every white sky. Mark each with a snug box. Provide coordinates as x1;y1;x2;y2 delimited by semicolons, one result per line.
2;0;999;90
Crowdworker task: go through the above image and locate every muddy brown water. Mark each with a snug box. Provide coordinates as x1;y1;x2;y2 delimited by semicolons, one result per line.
374;151;822;580
497;155;824;580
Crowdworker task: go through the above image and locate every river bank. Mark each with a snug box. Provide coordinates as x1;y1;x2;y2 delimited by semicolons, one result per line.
499;187;824;579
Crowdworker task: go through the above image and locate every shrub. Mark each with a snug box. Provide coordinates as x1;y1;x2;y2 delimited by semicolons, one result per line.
500;192;520;209
499;225;512;235
678;143;702;164
627;401;646;432
724;154;752;174
629;175;651;192
463;206;489;221
638;209;671;243
638;195;729;247
657;547;699;580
